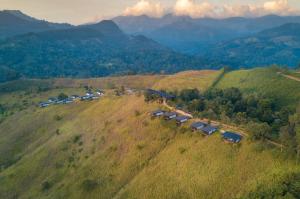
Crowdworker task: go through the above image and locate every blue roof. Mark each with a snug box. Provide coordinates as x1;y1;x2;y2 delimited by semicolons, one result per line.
222;132;242;143
201;126;218;135
164;112;177;117
191;122;207;129
175;116;190;122
152;110;164;114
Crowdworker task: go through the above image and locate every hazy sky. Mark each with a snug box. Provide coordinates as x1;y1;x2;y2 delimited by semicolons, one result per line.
1;0;300;24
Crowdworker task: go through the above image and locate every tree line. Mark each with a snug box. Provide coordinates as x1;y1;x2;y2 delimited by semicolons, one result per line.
144;88;300;156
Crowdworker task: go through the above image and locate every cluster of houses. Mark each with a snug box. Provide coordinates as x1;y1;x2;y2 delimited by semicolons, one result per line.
152;109;243;143
39;90;105;108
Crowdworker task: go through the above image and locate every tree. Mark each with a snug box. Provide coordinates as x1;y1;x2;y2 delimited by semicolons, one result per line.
58;93;68;100
179;89;200;102
247;122;272;140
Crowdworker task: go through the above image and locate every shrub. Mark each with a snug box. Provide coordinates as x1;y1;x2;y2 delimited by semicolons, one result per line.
136;144;145;150
178;147;187;154
73;135;82;143
54;115;63;121
82;179;98;191
41;181;52;192
134;110;141;117
58;93;68;100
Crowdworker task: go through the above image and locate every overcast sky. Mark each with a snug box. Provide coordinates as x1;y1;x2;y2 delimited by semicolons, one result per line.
1;0;300;24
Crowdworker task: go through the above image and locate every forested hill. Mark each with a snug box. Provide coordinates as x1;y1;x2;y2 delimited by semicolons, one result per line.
0;10;72;39
206;23;300;68
0;20;210;82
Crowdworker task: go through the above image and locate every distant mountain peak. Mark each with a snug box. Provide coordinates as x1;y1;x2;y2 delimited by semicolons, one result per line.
1;10;37;22
84;20;125;37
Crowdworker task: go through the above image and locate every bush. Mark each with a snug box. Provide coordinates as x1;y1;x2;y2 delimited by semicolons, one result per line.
178;147;187;154
58;93;68;100
134;110;141;117
82;179;98;191
41;181;52;191
73;135;82;143
54;115;63;121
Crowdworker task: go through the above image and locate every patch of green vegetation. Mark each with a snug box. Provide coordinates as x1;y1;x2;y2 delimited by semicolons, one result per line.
215;67;300;108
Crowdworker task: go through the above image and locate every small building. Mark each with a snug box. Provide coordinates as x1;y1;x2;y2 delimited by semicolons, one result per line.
175;116;190;124
81;96;92;101
63;98;73;104
55;100;64;104
70;95;80;100
164;112;177;120
146;89;175;100
86;91;93;96
152;110;165;117
48;97;57;103
39;102;50;108
96;90;105;96
222;132;242;143
191;122;207;131
201;125;218;135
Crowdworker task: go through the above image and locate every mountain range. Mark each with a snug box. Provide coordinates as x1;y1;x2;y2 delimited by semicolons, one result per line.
206;23;300;68
0;10;71;39
0;11;209;81
1;10;300;82
114;14;300;55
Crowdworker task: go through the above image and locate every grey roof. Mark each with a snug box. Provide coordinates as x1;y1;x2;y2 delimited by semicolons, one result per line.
191;122;207;129
152;110;164;115
164;112;177;117
175;116;190;122
201;125;218;135
222;132;242;143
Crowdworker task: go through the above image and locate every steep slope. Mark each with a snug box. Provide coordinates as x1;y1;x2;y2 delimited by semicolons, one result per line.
0;69;300;199
215;67;300;108
153;70;221;91
207;23;300;68
0;10;72;39
0;20;209;80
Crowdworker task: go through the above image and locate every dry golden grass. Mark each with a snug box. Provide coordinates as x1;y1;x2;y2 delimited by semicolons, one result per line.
153;70;220;91
0;92;298;199
53;75;166;90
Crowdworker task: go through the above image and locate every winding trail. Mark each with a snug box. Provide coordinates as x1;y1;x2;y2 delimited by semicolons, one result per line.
277;72;300;82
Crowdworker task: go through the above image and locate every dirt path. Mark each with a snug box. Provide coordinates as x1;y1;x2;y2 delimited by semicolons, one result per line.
163;100;284;148
278;72;300;82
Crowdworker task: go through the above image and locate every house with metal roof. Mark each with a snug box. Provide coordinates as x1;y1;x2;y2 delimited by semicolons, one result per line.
39;102;50;108
191;122;207;131
96;90;105;96
164;112;177;120
222;132;242;143
201;125;218;135
146;89;175;100
175;116;190;124
152;110;165;117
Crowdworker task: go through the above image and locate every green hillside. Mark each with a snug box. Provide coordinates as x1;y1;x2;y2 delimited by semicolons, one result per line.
0;70;300;199
215;67;300;108
1;92;299;199
153;70;220;92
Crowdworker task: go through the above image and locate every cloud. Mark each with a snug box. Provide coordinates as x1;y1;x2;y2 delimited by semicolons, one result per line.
123;0;165;17
123;0;299;18
173;0;299;18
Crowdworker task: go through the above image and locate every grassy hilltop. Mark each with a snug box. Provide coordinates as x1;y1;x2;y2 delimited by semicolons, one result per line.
0;67;300;199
